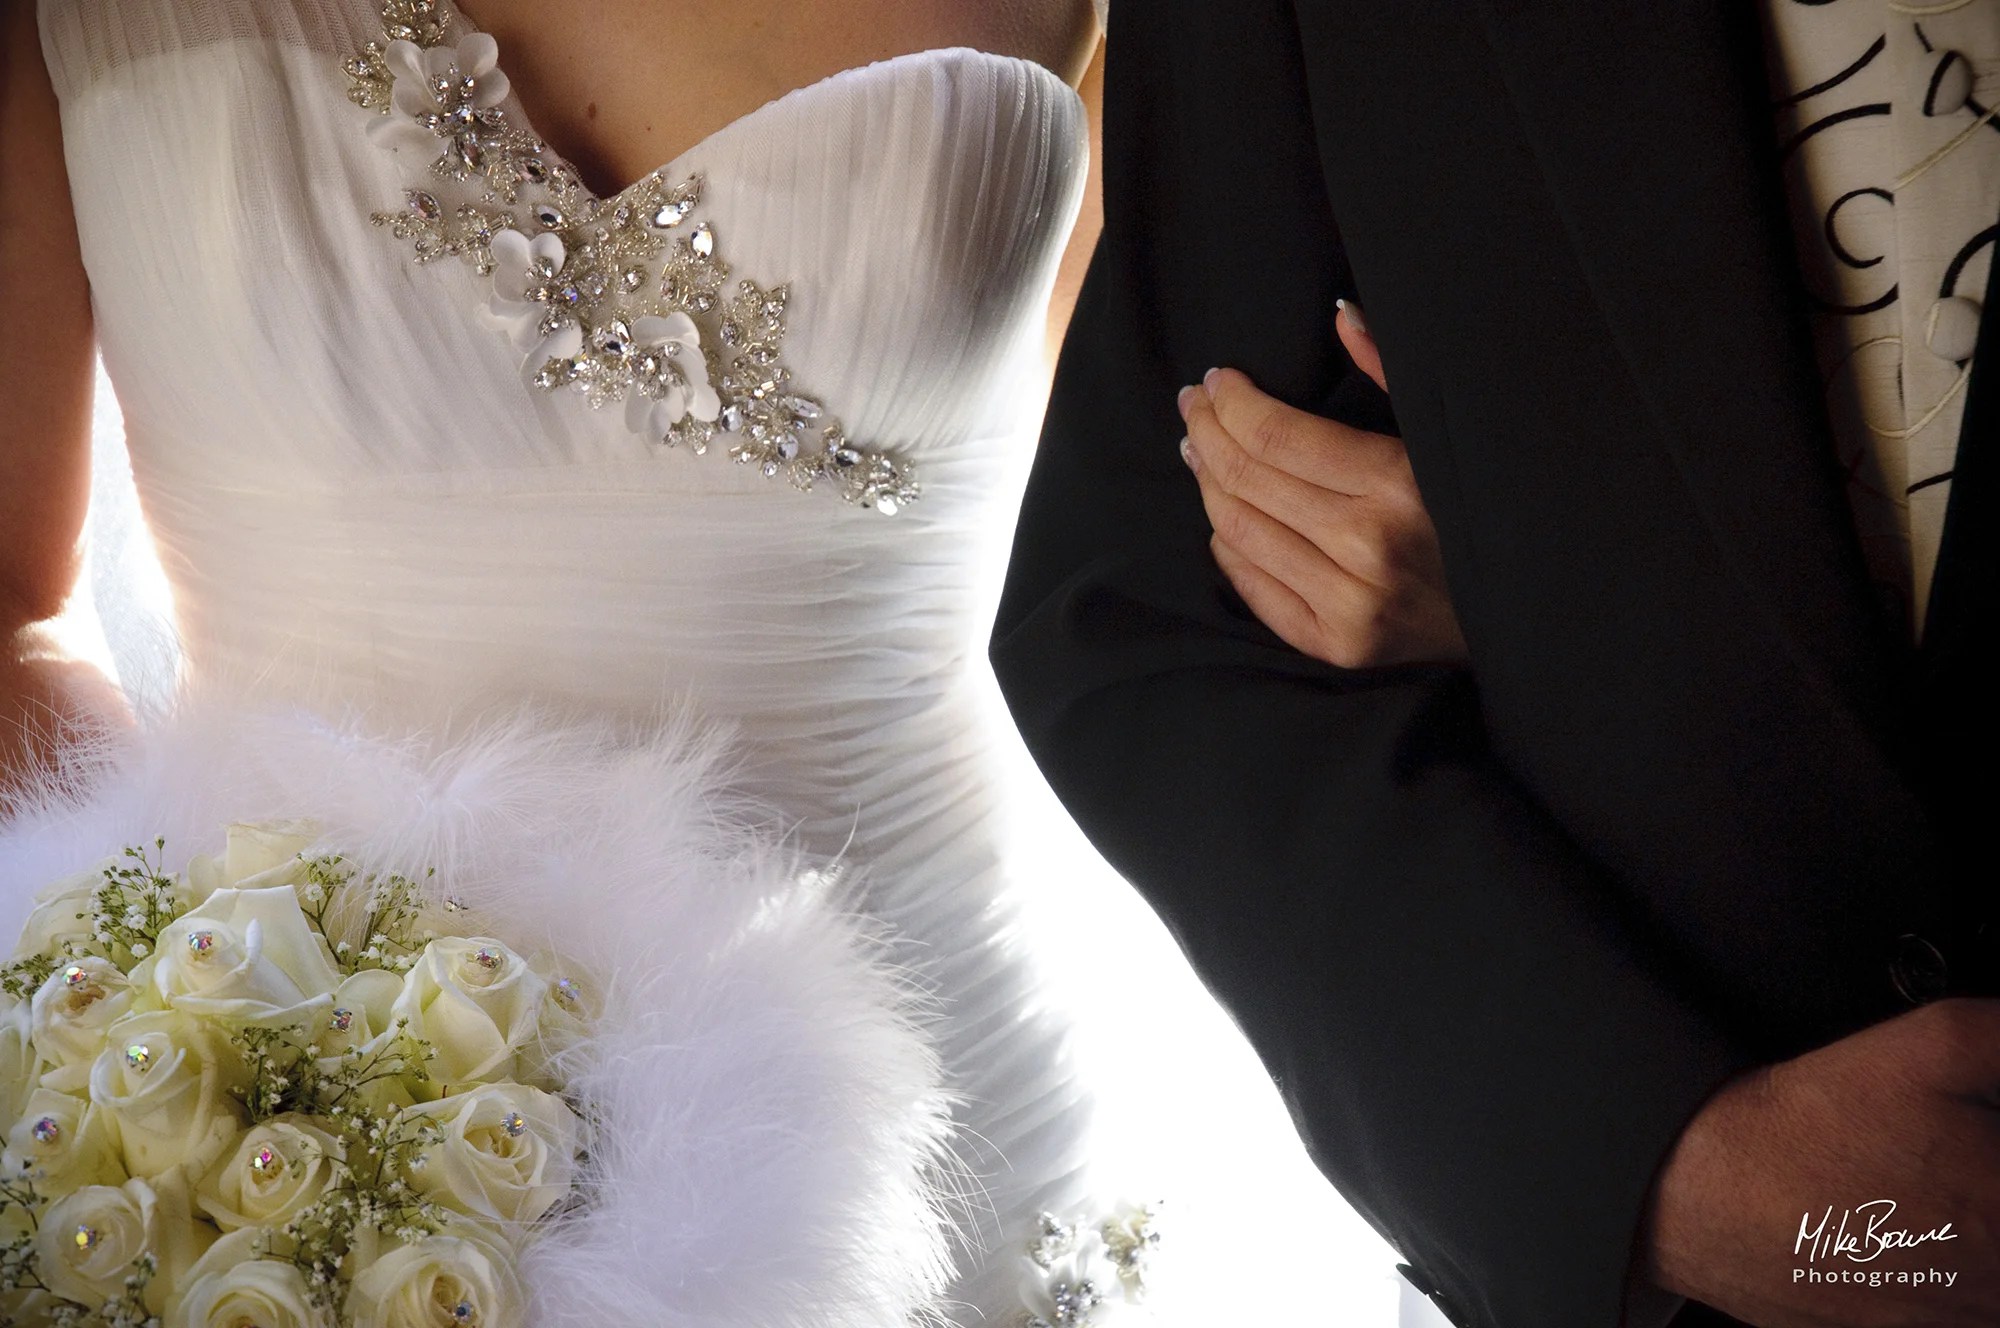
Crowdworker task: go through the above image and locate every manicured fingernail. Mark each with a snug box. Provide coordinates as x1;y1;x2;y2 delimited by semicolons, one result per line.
1202;367;1222;398
1179;436;1202;474
1337;298;1368;335
1176;385;1197;419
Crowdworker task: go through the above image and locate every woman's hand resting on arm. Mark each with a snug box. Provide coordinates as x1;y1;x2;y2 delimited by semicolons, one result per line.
0;0;122;814
1177;302;1468;669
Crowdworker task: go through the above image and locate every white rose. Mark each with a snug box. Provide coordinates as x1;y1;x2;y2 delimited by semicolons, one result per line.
152;886;341;1025
89;1009;246;1179
346;1228;523;1328
388;939;547;1091
32;1170;212;1315
516;972;591;1092
167;1228;327;1328
16;865;107;959
195;1114;343;1232
2;1086;127;1192
322;968;405;1057
0;993;44;1123
31;957;137;1067
37;1168;215;1314
186;821;319;904
35;1177;159;1308
405;1083;581;1225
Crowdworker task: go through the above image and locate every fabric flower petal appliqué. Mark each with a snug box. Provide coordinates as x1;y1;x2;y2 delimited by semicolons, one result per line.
344;1;920;515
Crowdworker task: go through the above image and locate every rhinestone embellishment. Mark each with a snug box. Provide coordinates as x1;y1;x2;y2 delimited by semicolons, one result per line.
123;1043;153;1073
332;1007;356;1033
250;1144;281;1174
344;0;919;514
72;1224;99;1254
187;929;217;957
30;1117;61;1146
1017;1202;1164;1328
501;1111;528;1138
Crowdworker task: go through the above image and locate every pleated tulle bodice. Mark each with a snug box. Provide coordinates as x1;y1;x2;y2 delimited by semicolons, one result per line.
43;0;1086;762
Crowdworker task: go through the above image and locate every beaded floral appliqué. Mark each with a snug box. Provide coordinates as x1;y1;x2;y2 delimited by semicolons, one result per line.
343;0;920;514
1018;1202;1164;1328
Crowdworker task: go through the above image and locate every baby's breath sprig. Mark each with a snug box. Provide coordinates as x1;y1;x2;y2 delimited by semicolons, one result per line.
295;854;351;941
226;1020;448;1311
230;1023;316;1123
0;843;188;999
90;1254;158;1328
0;951;59;1003
340;867;434;977
91;842;186;963
299;854;436;977
267;1057;448;1311
0;1174;45;1300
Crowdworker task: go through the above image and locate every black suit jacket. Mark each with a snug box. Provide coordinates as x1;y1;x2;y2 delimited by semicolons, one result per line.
991;3;1999;1326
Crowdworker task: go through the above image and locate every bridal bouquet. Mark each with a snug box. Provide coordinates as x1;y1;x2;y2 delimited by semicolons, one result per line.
0;821;583;1328
0;707;955;1328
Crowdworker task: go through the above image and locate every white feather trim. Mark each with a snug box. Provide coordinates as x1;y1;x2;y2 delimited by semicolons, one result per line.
0;701;958;1328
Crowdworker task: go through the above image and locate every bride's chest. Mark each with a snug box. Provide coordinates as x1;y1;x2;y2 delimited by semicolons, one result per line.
47;0;1086;498
454;0;1098;199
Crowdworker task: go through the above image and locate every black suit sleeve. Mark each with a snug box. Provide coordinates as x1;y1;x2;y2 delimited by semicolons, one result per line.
989;5;1755;1326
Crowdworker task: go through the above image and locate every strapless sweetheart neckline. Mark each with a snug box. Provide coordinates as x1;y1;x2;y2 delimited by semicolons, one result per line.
438;0;1080;210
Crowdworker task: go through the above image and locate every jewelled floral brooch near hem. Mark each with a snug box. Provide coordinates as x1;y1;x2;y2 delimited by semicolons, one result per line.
1018;1202;1164;1328
343;0;920;514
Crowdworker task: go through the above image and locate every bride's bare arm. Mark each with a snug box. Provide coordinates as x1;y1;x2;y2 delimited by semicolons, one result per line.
0;0;114;810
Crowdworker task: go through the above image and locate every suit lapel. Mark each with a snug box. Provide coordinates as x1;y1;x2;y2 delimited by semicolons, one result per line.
1913;224;2000;847
1467;0;1903;710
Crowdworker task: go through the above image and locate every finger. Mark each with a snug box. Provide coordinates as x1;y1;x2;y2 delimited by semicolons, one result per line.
1184;386;1416;586
1188;456;1376;621
1196;368;1405;496
1208;537;1327;657
1183;389;1383;574
1336;299;1387;393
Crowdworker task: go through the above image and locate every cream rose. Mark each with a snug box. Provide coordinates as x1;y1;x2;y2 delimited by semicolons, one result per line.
152;886;341;1025
31;957;137;1067
405;1082;581;1224
195;1114;343;1232
322;968;405;1057
346;1228;522;1328
388;938;547;1090
2;1086;126;1191
0;993;43;1122
186;821;318;903
16;865;107;960
89;1009;246;1178
35;1178;157;1308
167;1228;327;1328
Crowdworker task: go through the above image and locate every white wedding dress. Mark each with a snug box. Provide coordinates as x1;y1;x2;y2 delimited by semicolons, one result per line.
31;0;1402;1322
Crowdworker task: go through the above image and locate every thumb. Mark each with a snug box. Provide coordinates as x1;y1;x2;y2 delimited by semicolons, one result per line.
1337;299;1387;394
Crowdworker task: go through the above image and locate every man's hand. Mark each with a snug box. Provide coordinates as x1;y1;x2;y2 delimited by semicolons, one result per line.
1645;999;2000;1327
1176;303;1467;669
